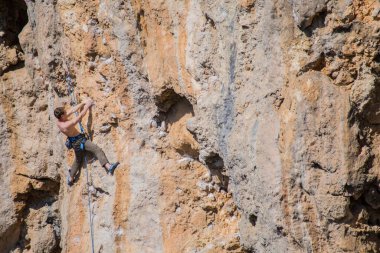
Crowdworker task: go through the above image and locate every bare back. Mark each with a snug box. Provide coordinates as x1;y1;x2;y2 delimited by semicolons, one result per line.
56;102;91;137
57;120;81;137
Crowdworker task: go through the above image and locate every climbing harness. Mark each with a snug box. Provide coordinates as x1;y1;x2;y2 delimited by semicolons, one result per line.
65;133;87;151
65;73;95;253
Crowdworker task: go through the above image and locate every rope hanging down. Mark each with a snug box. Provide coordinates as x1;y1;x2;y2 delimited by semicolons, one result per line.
65;74;96;253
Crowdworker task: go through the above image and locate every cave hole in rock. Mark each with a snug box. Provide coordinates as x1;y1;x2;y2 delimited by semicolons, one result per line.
374;53;380;64
302;10;328;37
154;88;186;114
154;89;198;158
0;0;28;73
203;152;229;192
204;152;224;170
13;179;62;253
1;0;28;47
248;213;257;226
348;183;380;228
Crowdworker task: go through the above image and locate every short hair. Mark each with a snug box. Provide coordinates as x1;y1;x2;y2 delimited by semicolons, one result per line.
54;107;65;119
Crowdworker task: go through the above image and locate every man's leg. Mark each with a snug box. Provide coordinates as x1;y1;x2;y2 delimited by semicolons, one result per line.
69;151;84;181
84;140;110;168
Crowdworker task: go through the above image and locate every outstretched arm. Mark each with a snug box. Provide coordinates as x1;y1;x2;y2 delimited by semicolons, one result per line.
65;100;94;128
66;101;86;116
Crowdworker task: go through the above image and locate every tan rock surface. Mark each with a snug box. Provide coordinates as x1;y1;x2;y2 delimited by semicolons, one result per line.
0;0;380;252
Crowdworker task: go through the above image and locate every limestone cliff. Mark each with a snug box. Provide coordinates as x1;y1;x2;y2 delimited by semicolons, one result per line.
0;0;380;252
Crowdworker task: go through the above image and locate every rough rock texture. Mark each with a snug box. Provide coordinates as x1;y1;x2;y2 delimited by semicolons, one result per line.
1;0;380;252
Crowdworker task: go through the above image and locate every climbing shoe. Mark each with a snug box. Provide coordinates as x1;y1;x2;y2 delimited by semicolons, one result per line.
108;162;120;175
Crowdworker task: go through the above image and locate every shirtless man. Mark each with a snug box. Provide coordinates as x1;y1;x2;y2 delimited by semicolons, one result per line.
54;98;119;185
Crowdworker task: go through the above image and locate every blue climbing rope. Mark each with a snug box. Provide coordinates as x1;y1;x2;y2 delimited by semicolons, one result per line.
65;74;95;253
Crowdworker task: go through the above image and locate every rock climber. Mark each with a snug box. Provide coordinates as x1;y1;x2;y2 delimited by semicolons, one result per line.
54;98;119;186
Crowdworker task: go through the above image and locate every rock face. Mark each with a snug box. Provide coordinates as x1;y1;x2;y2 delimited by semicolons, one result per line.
0;0;380;252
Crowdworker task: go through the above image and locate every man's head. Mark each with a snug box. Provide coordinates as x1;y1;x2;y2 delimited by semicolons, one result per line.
54;107;66;121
